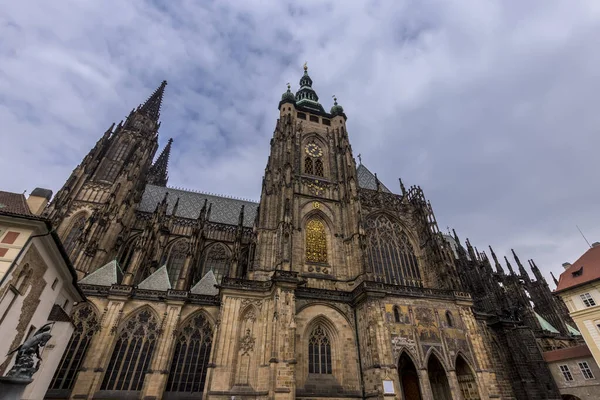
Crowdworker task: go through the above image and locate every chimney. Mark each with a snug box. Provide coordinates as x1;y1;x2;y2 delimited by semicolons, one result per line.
27;188;53;215
592;242;600;248
562;262;572;270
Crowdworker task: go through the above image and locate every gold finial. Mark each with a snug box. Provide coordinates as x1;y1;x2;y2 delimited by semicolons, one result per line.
303;61;308;71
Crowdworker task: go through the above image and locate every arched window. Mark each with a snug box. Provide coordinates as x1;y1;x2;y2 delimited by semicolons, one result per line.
64;215;86;256
48;304;99;392
97;162;120;182
201;244;231;284
394;306;401;323
101;309;159;391
166;240;188;285
315;159;324;177
308;326;332;374
305;157;313;174
118;238;138;271
305;218;327;264
445;311;454;328
365;214;421;286
112;141;129;162
166;313;213;394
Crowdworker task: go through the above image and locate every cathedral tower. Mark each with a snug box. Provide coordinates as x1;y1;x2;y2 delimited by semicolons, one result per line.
45;81;171;277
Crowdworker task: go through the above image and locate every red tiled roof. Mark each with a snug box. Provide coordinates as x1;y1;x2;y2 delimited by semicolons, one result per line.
556;245;600;292
543;345;592;362
0;191;32;216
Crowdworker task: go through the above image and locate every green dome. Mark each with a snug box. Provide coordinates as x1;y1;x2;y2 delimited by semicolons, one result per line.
281;83;296;103
330;96;344;116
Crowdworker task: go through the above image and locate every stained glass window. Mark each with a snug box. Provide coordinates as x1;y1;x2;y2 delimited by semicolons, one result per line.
64;215;86;256
167;240;188;286
48;304;99;391
308;326;332;374
100;309;158;391
166;313;213;393
305;218;327;264
305;157;313;174
365;214;421;286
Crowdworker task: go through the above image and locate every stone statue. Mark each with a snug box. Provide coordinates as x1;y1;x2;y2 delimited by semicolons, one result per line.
5;323;53;380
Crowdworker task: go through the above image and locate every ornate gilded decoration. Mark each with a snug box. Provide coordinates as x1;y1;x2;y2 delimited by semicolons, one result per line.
365;214;421;286
305;218;327;264
307;180;325;196
305;143;323;157
313;201;320;209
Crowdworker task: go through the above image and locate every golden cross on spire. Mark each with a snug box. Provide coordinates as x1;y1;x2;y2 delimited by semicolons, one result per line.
303;61;308;71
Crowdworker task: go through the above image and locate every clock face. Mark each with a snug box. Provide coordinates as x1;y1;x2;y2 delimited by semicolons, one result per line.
305;143;323;158
308;181;325;196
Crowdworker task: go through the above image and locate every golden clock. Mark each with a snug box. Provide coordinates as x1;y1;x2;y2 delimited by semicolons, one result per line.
308;181;325;196
305;143;323;157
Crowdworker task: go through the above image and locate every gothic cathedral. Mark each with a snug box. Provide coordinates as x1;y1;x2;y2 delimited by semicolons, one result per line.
43;67;579;400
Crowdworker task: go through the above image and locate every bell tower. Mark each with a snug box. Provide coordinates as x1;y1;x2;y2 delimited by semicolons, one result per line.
45;81;171;277
252;65;364;286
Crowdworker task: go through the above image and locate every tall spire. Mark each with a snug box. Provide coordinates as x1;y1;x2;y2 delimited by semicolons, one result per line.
512;249;530;279
489;246;504;274
295;63;325;113
550;271;559;287
147;138;173;186
139;80;167;122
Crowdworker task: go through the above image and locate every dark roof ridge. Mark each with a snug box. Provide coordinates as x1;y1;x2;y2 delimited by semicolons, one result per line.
161;184;259;204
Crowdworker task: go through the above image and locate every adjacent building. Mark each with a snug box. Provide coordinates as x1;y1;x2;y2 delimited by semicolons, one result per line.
0;189;85;400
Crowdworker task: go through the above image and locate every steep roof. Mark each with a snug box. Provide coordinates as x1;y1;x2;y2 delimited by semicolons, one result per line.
556;244;600;292
138;264;171;291
0;191;33;216
78;260;123;286
190;270;219;296
534;311;559;334
356;164;392;193
138;184;258;226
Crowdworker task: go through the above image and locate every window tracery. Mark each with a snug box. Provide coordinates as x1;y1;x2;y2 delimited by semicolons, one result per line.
308;326;332;374
305;218;327;264
365;214;421;286
49;304;99;392
166;313;213;394
64;215;86;255
112;141;129;162
201;243;231;283
167;240;188;285
101;309;159;391
305;157;313;174
315;159;324;177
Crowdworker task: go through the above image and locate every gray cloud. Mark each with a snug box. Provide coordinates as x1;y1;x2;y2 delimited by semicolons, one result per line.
2;0;599;284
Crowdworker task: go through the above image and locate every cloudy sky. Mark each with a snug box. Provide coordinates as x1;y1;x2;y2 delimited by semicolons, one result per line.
2;0;599;284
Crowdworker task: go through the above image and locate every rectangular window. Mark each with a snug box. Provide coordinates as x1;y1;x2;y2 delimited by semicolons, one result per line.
1;232;20;244
560;365;573;381
0;248;8;257
322;118;331;126
309;115;319;123
297;112;306;120
581;293;596;307
579;361;595;379
51;278;59;290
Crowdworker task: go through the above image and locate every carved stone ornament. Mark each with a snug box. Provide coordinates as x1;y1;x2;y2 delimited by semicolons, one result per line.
239;329;256;355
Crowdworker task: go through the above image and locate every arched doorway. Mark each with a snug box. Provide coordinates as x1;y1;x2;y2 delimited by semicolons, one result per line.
398;352;422;400
456;355;480;400
427;353;452;400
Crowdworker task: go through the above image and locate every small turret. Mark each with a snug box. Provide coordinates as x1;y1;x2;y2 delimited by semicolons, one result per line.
147;138;173;186
512;249;530;280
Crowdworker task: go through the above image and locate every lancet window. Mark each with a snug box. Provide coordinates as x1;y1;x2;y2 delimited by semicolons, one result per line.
100;309;159;391
308;326;332;374
64;215;86;256
305;218;327;264
166;313;213;394
305;157;313;174
315;159;324;177
166;240;188;286
365;214;421;286
201;243;231;283
48;304;99;392
112;141;130;162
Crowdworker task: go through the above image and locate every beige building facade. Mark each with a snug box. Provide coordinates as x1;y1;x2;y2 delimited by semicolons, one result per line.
0;189;84;400
40;68;580;400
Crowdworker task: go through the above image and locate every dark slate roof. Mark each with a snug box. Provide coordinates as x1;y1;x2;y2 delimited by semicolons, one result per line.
0;191;33;216
139;184;258;227
356;164;392;193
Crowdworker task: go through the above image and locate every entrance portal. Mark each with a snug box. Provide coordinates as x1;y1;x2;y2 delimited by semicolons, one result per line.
398;352;422;400
427;354;452;400
456;355;480;400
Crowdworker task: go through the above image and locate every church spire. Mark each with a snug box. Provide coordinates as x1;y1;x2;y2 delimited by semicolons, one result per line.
139;80;167;122
295;63;325;113
147;138;173;186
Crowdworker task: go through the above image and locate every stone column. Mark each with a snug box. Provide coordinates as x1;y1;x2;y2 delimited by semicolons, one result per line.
418;369;433;399
446;369;461;400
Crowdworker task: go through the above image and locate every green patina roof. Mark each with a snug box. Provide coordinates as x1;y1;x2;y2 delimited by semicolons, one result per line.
534;311;560;334
567;324;581;336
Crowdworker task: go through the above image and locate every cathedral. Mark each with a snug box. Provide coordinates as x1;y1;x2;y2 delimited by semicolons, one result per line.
41;66;581;400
